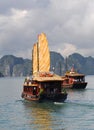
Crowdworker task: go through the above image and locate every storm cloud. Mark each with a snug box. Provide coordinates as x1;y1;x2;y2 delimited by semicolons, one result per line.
0;0;94;58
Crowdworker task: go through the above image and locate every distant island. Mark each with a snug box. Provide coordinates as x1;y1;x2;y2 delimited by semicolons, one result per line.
0;52;94;77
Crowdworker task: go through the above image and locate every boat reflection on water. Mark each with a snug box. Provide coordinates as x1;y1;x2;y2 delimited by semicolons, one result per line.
23;101;52;130
31;107;52;130
22;101;65;130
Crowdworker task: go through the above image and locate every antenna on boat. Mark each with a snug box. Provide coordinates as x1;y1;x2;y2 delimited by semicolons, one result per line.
52;66;55;73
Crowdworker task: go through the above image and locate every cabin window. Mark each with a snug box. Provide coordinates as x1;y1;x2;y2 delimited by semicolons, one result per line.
42;81;61;95
33;87;37;95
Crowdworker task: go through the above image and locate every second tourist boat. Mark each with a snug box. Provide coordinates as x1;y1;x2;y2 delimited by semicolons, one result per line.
62;66;87;89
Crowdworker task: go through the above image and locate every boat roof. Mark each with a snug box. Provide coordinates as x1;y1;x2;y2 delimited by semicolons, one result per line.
65;71;85;77
32;72;62;82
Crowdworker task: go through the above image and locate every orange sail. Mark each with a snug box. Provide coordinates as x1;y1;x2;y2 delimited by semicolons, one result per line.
32;43;38;74
38;33;50;72
32;33;50;74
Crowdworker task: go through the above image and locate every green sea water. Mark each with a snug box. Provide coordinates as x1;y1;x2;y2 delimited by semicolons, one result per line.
0;76;94;130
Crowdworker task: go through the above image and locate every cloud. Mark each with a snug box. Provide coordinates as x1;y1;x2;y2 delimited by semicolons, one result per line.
0;9;32;57
0;0;94;58
62;43;77;57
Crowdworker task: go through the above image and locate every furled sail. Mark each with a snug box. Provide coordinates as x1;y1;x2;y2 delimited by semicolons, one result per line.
32;33;50;74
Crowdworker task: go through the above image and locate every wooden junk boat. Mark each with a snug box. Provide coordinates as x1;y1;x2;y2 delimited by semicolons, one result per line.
62;67;87;89
21;33;67;102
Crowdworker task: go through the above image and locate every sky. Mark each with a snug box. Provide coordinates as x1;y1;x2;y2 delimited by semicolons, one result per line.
0;0;94;59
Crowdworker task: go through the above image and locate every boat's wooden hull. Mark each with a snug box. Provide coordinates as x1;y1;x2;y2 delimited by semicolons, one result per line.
62;82;87;89
21;92;39;101
21;92;67;102
39;93;67;102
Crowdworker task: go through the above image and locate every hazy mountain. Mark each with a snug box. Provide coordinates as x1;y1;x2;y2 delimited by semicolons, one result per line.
0;52;94;77
50;51;65;75
67;53;94;75
0;55;31;77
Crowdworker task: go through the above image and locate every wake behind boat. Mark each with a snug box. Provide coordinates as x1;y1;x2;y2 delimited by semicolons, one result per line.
21;33;67;102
